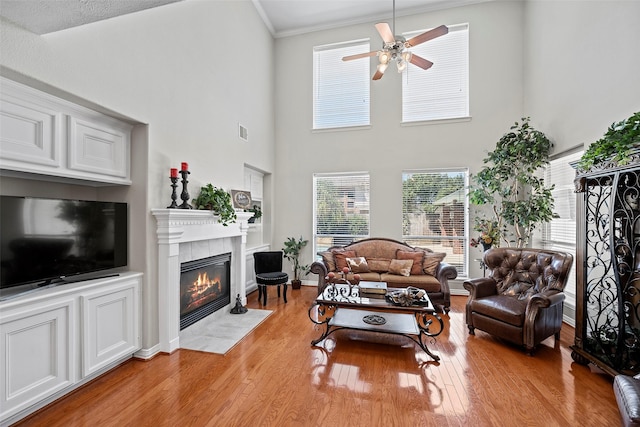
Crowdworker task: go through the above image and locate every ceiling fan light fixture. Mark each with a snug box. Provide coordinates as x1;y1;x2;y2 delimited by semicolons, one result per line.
377;63;389;74
378;51;391;65
396;60;407;72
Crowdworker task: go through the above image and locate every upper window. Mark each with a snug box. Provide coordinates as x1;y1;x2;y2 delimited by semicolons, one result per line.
402;23;469;123
402;169;468;276
313;40;370;130
313;173;370;254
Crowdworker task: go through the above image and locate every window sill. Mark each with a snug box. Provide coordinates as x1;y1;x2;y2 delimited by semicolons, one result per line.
312;124;372;133
401;116;472;127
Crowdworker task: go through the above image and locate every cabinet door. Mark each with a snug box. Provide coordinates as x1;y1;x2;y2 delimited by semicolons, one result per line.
0;299;75;421
81;280;140;377
68;115;130;180
0;95;61;169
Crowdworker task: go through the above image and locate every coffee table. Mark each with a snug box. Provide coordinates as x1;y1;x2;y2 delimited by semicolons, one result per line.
308;283;444;361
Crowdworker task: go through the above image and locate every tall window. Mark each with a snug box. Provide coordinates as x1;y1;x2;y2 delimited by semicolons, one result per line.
402;169;468;276
313;40;370;130
313;173;370;254
402;23;469;123
543;150;582;313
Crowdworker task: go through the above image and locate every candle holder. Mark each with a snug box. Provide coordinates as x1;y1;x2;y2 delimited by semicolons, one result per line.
167;177;179;208
179;170;193;209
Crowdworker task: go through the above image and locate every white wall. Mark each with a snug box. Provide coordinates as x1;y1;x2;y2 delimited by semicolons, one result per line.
0;0;275;351
273;1;526;281
523;0;640;152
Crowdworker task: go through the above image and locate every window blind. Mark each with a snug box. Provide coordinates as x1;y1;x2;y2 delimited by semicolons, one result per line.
402;23;469;123
313;173;370;253
313;40;370;130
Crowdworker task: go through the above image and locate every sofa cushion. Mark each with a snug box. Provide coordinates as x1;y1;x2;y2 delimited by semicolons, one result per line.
347;272;381;282
423;252;446;276
389;259;413;276
367;258;391;273
318;251;336;272
346;256;370;273
333;250;356;271
381;273;442;292
396;250;424;275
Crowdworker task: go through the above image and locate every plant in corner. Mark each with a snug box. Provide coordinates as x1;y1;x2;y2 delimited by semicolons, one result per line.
282;236;310;290
192;183;237;226
469;117;557;248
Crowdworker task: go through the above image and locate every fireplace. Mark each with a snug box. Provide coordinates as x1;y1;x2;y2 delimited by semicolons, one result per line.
180;253;231;330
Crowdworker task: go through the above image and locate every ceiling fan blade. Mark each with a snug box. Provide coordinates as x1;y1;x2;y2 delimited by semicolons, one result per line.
409;54;434;70
372;68;386;80
405;25;449;47
342;51;378;61
375;22;395;44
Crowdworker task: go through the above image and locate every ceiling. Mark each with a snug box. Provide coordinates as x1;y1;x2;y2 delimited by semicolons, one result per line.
0;0;489;37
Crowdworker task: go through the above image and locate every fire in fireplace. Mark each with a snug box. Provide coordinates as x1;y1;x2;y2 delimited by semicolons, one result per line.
180;252;231;330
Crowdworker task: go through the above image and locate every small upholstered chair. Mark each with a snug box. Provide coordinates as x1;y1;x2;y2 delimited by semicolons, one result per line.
463;248;573;354
614;374;640;427
253;251;289;305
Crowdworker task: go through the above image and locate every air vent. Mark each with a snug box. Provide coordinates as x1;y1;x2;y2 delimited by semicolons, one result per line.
239;124;248;142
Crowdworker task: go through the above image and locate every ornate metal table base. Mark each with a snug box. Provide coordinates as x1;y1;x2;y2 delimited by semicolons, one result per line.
308;302;444;361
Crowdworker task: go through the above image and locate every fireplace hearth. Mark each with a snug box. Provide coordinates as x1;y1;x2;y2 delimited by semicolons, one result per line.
180;253;231;330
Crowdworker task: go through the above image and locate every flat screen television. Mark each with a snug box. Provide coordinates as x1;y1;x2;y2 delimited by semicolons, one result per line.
0;196;128;297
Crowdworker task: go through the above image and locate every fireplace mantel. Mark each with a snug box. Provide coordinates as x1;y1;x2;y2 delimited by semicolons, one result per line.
152;209;252;353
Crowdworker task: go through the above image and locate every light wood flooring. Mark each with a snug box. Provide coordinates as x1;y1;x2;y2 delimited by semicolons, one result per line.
15;286;620;426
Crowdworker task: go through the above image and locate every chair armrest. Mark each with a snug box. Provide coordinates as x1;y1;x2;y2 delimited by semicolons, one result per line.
528;290;565;309
310;261;328;294
463;277;498;300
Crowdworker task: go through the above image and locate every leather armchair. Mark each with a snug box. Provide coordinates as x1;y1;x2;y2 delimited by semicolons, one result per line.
463;248;573;354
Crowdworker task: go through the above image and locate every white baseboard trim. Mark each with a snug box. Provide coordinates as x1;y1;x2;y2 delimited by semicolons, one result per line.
135;344;161;360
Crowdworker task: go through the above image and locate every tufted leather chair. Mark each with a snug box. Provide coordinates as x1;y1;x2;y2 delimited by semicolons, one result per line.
463;248;573;354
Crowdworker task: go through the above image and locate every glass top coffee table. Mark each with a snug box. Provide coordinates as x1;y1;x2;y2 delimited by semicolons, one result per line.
308;283;444;361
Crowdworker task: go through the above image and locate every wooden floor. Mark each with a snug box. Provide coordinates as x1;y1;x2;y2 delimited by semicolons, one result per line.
16;287;620;427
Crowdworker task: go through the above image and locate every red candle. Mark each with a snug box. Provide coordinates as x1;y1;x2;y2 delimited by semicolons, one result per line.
342;267;350;274
181;162;188;171
170;168;178;178
327;272;335;279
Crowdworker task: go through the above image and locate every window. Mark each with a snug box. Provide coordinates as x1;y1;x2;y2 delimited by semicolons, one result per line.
402;169;468;276
543;150;582;311
313;173;370;254
402;23;469;123
313;40;370;130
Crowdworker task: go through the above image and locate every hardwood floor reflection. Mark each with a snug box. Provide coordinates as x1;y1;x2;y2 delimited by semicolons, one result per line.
15;286;620;426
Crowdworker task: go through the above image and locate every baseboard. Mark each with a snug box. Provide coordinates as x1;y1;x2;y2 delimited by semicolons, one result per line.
135;344;161;360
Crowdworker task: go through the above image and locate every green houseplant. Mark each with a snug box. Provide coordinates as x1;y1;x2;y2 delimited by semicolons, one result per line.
577;111;640;172
245;204;262;223
192;183;237;226
282;236;310;289
470;117;556;248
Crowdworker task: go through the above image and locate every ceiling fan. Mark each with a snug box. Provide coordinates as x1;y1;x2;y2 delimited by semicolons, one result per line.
342;0;448;80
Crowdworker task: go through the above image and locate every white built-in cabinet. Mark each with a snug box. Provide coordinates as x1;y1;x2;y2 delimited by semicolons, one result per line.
0;273;142;426
0;77;132;185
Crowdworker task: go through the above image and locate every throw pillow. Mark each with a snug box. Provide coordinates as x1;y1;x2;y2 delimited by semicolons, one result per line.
333;250;357;271
396;250;424;275
346;256;370;273
367;258;391;273
389;259;413;277
423;252;446;276
318;251;336;272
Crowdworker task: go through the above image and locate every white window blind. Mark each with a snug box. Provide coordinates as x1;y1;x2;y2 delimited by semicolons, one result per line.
313;40;370;130
313;173;370;254
543;150;583;309
402;23;469;123
402;169;468;276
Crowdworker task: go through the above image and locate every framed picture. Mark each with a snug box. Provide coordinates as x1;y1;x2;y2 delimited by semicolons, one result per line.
231;190;252;209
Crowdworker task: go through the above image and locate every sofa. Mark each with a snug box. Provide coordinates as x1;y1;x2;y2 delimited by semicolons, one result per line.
463;247;573;354
309;237;458;312
614;374;640;427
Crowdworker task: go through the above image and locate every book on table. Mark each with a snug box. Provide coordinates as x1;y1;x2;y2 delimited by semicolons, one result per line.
359;281;388;295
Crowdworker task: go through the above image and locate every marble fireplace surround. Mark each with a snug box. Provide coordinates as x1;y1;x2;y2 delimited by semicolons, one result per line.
152;209;253;353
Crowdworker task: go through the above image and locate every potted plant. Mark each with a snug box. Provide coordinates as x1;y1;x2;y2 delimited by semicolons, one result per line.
577;111;640;172
245;204;262;224
469;217;500;251
192;183;237;226
469;117;556;248
282;236;310;289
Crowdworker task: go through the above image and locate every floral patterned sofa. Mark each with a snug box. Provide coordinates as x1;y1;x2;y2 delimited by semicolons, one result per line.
309;237;458;313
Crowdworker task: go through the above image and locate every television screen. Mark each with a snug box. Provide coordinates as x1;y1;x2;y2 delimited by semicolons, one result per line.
0;196;128;290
